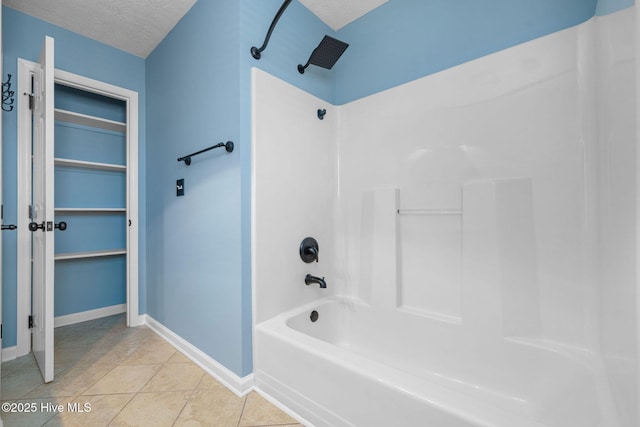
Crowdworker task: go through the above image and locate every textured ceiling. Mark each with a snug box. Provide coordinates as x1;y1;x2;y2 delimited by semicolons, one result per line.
2;0;387;58
2;0;198;58
298;0;388;30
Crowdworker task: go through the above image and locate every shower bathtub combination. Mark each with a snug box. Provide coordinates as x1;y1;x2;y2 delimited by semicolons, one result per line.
252;6;638;427
255;297;607;427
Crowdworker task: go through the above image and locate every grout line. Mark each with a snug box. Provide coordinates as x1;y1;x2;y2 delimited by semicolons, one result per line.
170;384;199;426
237;392;249;427
101;392;137;427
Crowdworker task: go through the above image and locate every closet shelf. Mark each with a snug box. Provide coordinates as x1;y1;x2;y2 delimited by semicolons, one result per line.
55;157;126;172
55;108;126;133
397;209;462;216
55;208;126;214
55;249;126;261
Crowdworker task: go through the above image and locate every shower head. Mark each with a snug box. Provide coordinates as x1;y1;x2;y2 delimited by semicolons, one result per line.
298;35;349;74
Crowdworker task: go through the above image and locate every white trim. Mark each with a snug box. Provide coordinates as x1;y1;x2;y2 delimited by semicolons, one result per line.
143;314;254;397
253;385;315;427
125;87;141;327
636;3;640;423
2;346;17;363
54;304;126;328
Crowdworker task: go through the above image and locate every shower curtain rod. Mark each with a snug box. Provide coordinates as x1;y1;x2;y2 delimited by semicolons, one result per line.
251;0;293;59
177;141;234;166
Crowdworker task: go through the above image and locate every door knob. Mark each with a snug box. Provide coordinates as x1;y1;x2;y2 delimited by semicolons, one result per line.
29;221;45;232
55;221;67;231
1;224;17;231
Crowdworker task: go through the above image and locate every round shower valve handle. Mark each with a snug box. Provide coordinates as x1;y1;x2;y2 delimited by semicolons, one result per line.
300;237;319;263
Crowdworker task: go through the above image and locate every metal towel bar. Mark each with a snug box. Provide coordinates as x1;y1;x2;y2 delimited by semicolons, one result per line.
177;141;234;166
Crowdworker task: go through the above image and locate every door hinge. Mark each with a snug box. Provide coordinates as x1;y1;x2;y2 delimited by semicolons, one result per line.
29;205;33;220
25;92;34;110
1;323;3;339
28;315;33;329
1;204;3;220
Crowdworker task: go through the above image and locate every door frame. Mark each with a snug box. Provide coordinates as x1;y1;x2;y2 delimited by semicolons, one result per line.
16;60;141;358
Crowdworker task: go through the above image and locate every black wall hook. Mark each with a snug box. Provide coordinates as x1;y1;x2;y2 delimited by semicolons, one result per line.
178;141;234;166
317;109;326;120
2;74;15;112
251;0;293;60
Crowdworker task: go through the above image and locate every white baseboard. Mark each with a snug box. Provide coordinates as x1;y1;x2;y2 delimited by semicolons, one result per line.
2;346;17;362
55;304;127;328
143;314;254;397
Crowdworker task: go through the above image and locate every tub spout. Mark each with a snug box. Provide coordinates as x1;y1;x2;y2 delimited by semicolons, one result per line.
305;274;326;289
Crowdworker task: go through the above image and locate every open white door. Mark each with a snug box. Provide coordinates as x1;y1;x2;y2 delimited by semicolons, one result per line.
0;2;4;408
31;36;55;383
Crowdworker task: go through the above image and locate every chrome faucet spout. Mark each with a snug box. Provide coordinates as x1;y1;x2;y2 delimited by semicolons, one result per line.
305;274;326;289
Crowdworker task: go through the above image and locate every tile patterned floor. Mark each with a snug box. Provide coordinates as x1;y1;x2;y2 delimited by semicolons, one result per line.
0;314;303;427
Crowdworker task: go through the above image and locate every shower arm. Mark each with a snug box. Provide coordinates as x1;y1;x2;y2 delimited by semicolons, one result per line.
251;0;293;60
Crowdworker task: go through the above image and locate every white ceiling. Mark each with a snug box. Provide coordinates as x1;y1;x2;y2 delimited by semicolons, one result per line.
2;0;198;58
299;0;388;31
2;0;387;58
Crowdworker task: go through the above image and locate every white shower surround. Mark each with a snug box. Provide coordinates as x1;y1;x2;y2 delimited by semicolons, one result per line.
252;7;638;427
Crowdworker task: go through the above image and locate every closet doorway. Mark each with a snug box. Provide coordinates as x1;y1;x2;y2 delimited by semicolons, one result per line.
16;37;140;382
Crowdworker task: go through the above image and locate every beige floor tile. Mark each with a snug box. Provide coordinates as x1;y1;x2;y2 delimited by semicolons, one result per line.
83;364;160;395
197;373;228;391
109;391;191;427
0;397;73;427
2;353;39;378
142;362;205;392
1;366;46;400
239;392;299;427
43;393;135;427
167;351;192;364
174;388;245;427
25;363;113;399
74;343;139;372
120;339;177;365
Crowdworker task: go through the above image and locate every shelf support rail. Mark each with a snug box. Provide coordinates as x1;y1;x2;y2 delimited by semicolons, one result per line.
177;141;234;166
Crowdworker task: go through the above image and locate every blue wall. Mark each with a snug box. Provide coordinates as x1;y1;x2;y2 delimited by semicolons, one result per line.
2;7;146;348
145;0;245;375
596;0;634;15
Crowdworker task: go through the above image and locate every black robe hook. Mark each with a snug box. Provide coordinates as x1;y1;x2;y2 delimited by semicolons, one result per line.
2;74;15;112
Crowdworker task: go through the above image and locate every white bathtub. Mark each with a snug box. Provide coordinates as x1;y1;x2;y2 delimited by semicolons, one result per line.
254;297;608;427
